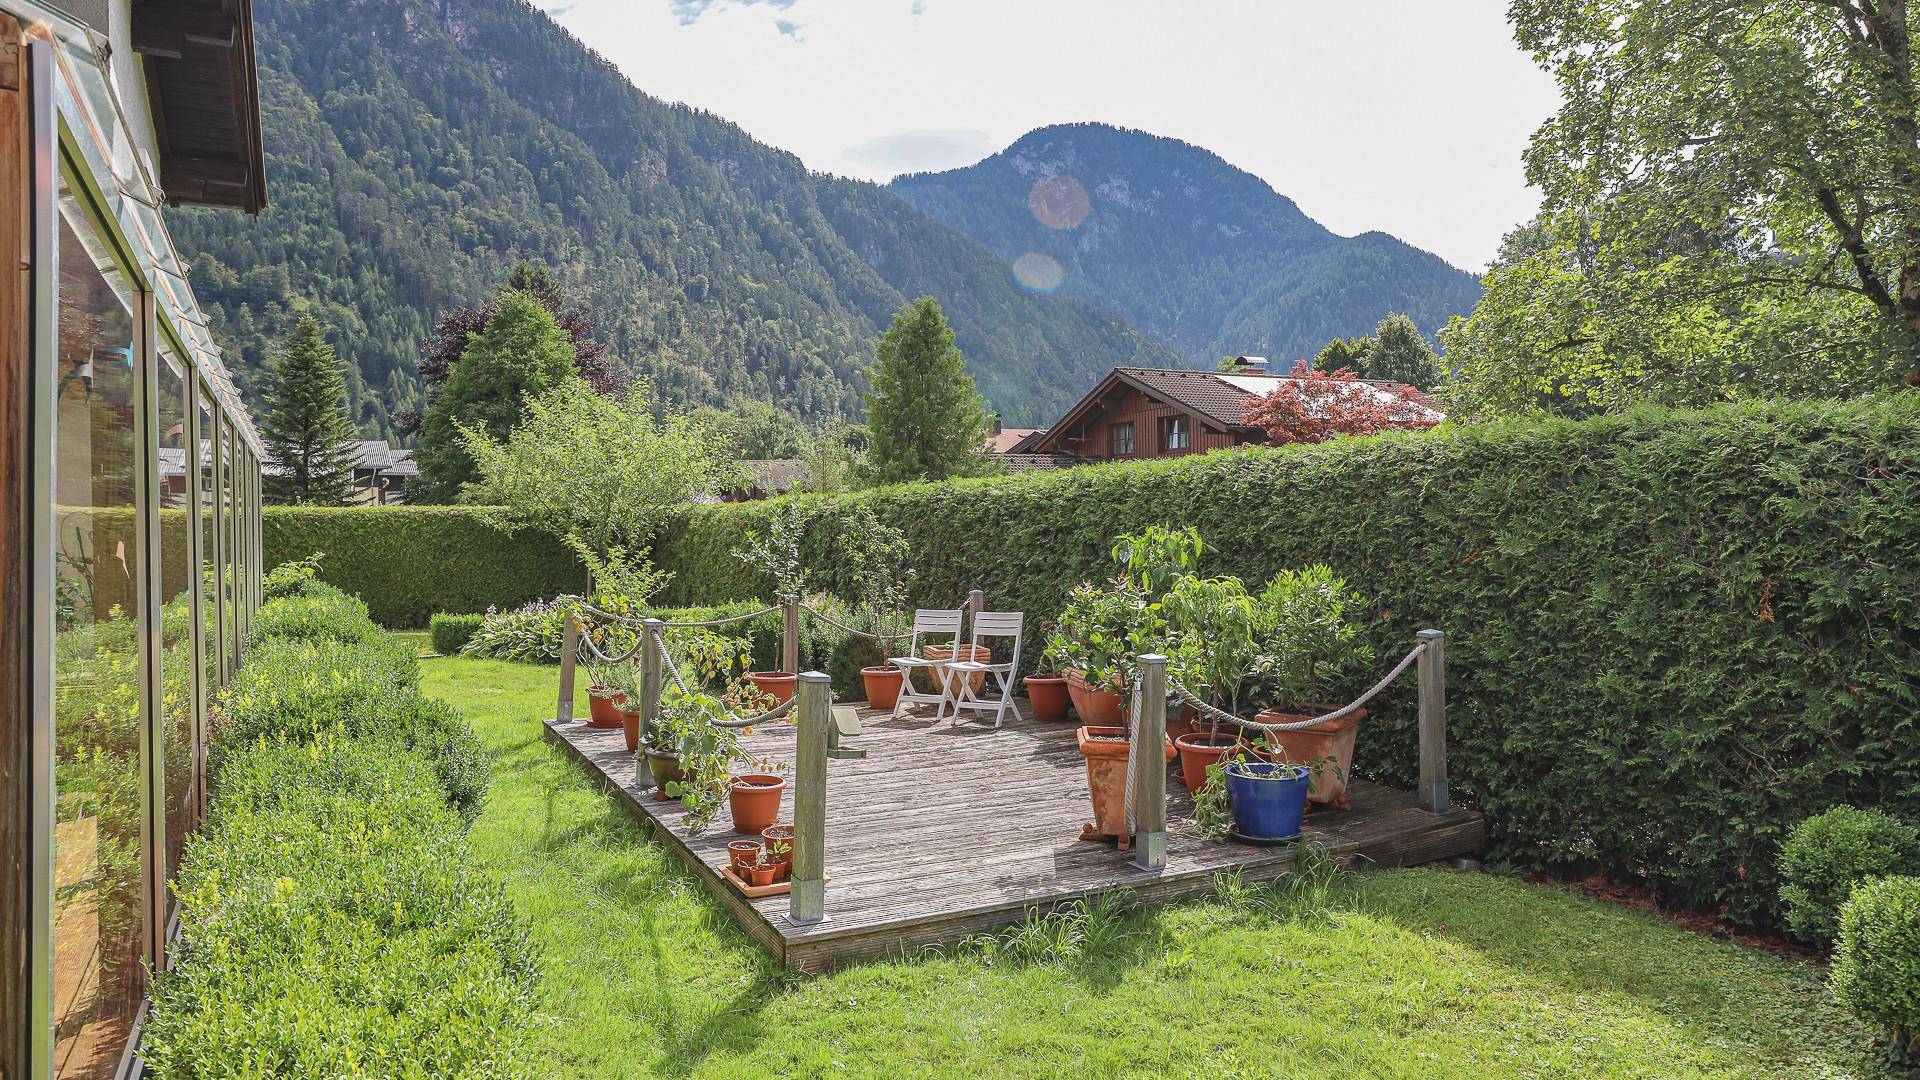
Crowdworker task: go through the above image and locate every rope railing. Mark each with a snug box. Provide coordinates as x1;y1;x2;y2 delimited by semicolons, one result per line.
1167;638;1429;735
574;598;782;630
650;624;797;730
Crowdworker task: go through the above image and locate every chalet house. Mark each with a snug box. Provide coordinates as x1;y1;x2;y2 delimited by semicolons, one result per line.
1024;358;1441;464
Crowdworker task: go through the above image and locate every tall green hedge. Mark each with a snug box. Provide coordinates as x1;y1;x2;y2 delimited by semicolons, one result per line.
263;506;584;628
649;396;1920;929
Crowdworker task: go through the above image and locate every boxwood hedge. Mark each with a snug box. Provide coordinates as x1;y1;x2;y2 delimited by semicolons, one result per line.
647;396;1920;929
264;505;585;628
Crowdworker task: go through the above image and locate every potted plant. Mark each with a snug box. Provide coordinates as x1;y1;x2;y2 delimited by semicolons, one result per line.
1076;723;1177;850
1222;753;1312;842
761;824;793;881
641;715;684;800
837;507;919;705
1022;635;1070;722
747;856;778;888
584;657;631;729
727;839;762;873
736;503;813;703
1162;574;1263;793
1046;579;1157;725
659;690;783;833
1246;566;1373;810
728;773;787;836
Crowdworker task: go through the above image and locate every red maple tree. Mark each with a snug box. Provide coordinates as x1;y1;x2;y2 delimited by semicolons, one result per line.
1243;363;1439;445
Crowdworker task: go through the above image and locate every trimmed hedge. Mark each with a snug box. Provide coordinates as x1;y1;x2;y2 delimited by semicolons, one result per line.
430;612;485;656
1832;875;1920;1061
1779;806;1920;946
264;505;585;628
147;580;534;1074
648;395;1920;929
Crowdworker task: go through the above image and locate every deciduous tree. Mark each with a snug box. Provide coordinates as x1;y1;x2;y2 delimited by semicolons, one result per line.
1245;364;1438;445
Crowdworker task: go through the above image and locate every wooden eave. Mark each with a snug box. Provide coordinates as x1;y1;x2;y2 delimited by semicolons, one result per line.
134;0;266;212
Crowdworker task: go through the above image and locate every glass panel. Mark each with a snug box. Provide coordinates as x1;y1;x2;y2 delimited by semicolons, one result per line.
51;182;146;1079
157;348;194;913
222;425;237;670
197;393;216;759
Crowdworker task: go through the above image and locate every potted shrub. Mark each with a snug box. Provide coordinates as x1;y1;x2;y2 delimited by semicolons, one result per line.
1045;579;1156;725
1222;755;1312;842
659;691;782;833
837;507;918;705
735;503;814;703
1162;574;1263;793
1246;566;1373;810
1076;724;1177;850
1022;639;1070;722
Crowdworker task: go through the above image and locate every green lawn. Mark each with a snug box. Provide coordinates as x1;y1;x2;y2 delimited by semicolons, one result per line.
424;653;1875;1078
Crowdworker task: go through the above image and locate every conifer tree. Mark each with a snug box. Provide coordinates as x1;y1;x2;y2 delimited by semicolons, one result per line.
261;317;362;505
862;297;988;485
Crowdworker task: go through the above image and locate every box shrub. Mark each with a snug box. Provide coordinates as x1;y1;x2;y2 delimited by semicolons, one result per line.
142;733;537;1077
264;505;585;628
244;583;382;648
646;395;1920;928
430;612;485;656
1831;875;1920;1063
1780;806;1920;946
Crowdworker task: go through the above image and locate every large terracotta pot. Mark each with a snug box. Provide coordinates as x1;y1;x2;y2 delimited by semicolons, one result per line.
1023;674;1070;721
1075;725;1176;850
645;749;684;801
1173;730;1240;793
860;666;904;710
1251;707;1366;809
746;672;797;705
1064;670;1125;726
728;773;787;834
586;686;626;728
923;644;991;697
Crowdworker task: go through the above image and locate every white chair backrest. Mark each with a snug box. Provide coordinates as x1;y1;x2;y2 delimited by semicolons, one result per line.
909;608;963;653
969;611;1024;666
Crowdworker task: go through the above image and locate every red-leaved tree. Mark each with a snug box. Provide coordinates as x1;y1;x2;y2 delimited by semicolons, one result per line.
1243;363;1440;445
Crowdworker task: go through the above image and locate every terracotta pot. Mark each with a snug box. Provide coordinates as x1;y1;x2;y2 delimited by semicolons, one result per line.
727;839;762;873
1173;730;1241;793
645;749;684;800
747;672;798;705
1064;670;1125;726
761;824;794;881
620;707;642;753
1251;707;1366;809
1075;725;1176;850
1165;704;1202;742
728;773;787;835
923;644;991;696
586;686;627;729
747;864;777;888
860;665;905;710
1023;674;1071;721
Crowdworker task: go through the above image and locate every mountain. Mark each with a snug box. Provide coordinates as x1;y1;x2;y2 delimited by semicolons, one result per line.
166;0;1177;436
888;123;1483;365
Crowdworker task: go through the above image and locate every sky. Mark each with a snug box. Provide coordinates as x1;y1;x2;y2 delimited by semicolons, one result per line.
542;1;1560;272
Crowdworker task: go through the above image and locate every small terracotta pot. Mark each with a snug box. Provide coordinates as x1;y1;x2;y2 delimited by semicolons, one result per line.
728;773;787;835
727;839;763;872
645;749;684;800
1075;725;1176;850
1251;707;1366;809
1023;674;1070;721
1173;730;1241;793
860;666;905;710
1064;670;1125;726
586;686;627;728
747;672;798;705
924;644;991;696
761;823;794;881
620;708;642;753
747;864;777;887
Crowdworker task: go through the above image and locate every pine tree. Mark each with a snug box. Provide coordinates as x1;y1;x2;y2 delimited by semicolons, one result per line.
261;317;362;505
413;290;580;502
862;298;988;486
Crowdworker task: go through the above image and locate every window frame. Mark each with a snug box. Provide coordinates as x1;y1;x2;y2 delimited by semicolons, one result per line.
1160;415;1190;453
1109;421;1135;457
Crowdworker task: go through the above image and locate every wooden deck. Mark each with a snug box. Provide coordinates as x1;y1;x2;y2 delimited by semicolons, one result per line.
544;701;1485;972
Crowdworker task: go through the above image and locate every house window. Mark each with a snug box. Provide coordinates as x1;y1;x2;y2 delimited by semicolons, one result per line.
1109;421;1135;456
1160;415;1190;452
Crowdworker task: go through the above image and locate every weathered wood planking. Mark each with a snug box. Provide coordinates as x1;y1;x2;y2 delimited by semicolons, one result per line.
543;701;1485;972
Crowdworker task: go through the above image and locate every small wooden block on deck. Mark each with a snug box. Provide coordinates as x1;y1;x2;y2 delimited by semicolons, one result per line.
544;701;1485;972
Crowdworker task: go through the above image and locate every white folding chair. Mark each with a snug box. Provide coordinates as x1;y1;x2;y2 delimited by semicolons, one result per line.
942;611;1024;729
887;608;964;720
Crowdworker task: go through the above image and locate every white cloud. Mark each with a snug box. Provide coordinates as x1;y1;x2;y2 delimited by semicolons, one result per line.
666;0;795;27
844;129;995;174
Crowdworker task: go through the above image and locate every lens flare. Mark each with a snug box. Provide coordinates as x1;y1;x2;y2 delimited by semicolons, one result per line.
1028;174;1091;230
1012;252;1065;293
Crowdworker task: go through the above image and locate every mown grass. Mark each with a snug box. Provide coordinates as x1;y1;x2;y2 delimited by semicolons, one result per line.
425;653;1875;1078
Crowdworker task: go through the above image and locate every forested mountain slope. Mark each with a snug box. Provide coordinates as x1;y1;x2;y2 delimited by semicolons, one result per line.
889;123;1482;364
168;0;1176;435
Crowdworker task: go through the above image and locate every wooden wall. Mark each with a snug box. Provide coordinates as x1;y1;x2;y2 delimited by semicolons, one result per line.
1;14;31;1077
1051;386;1238;462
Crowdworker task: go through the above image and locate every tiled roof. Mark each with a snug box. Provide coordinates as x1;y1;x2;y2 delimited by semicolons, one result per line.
986;428;1046;453
1113;367;1267;429
743;459;810;493
999;453;1087;472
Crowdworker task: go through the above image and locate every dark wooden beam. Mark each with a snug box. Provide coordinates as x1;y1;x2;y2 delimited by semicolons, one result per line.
132;7;237;60
162;155;250;189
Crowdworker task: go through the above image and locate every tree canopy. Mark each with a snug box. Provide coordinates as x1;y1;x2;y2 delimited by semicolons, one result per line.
414;291;579;502
862;298;990;485
260;317;361;506
1310;316;1443;390
1443;1;1920;418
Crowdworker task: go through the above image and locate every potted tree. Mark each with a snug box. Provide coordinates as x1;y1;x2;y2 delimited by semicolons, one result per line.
1246;566;1373;810
736;504;811;704
1046;579;1154;725
1022;632;1070;722
837;508;917;707
1162;574;1263;793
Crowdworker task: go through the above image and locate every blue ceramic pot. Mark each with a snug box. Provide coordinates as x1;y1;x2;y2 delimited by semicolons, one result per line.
1224;761;1310;841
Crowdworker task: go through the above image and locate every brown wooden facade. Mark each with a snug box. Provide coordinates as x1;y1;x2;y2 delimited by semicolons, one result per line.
1029;371;1262;463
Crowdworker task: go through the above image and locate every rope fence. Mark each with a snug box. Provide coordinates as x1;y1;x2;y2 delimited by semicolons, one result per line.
650;624;797;729
1167;638;1430;734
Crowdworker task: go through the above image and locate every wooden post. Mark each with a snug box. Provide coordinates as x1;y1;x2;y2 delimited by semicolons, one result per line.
1132;653;1168;871
637;618;664;788
781;593;800;675
788;670;831;925
556;611;580;724
1416;629;1449;814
